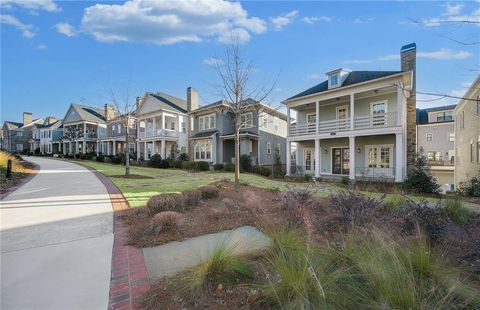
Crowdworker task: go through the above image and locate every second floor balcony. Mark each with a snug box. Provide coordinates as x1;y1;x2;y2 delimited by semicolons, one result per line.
138;128;178;139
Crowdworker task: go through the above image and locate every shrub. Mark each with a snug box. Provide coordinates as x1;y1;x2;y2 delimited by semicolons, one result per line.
147;193;185;214
153;211;182;232
272;152;284;178
183;189;202;208
382;194;408;211
223;162;235;172
34;147;41;155
403;201;450;242
199;185;219;199
96;154;105;162
340;176;350;185
148;154;163;168
213;163;224;171
239;154;252;172
253;165;271;177
181;161;195;170
159;159;170;169
194;161;210;171
443;198;473;224
177;152;189;162
110;155;123;165
457;174;480;197
329;190;383;228
403;151;439;194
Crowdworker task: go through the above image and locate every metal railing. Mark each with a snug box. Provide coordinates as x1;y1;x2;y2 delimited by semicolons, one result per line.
289;112;399;137
355;167;395;180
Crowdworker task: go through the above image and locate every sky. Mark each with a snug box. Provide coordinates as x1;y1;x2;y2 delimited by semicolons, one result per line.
1;0;479;122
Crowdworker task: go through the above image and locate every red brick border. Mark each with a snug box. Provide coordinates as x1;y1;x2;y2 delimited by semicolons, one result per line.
85;167;150;310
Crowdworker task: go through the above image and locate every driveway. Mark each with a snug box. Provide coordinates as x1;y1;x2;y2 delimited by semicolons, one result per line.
1;157;113;310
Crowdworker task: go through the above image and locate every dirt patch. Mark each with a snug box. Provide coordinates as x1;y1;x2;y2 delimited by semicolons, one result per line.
111;174;154;179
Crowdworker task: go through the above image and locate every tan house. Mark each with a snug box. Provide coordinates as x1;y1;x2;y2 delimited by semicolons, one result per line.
454;76;480;188
283;43;416;182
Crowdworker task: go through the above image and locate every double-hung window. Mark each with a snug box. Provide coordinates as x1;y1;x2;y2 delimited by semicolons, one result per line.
426;133;433;142
306;113;316;124
371;102;387;126
194;140;212;161
262;114;269;129
241;112;253;128
274;116;279;131
198;114;216;131
449;133;455;142
266;142;272;155
366;145;392;168
436;111;453;122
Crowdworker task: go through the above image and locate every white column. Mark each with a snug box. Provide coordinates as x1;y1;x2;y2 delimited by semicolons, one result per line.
349;136;355;180
161;113;166;130
106;141;109;155
144;141;148;160
96;142;99;155
286;107;290;137
152;117;157;137
395;133;403;182
175;114;180;132
136;141;140;160
83;123;87;154
396;82;403;126
315;139;320;178
161;139;166;158
112;140;116;155
315;101;319;134
350;93;355;130
286;140;291;176
69;142;72;154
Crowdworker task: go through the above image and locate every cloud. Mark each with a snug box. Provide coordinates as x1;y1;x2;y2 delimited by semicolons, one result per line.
80;0;266;45
342;59;373;64
270;10;298;31
55;22;77;37
0;14;36;38
203;57;223;66
378;54;400;61
444;2;464;16
37;44;47;49
420;5;480;27
379;48;472;61
307;73;322;80
301;16;332;24
0;0;59;12
352;17;374;24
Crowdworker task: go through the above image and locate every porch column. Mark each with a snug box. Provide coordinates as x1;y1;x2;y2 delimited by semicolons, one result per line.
63;142;67;155
112;140;116;156
106;141;110;156
395;133;403;182
144;141;148;160
286;140;291;176
96;142;99;155
83;123;87;154
349;136;356;181
161;140;166;158
152;117;157;137
136;141;140;160
175;114;180;132
69;142;72;154
286;107;290;137
315;101;319;134
315;139;321;178
161;113;166;130
350;93;355;130
396;82;404;125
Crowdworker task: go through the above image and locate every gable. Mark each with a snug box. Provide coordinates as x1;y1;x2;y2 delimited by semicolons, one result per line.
63;105;82;124
137;96;161;115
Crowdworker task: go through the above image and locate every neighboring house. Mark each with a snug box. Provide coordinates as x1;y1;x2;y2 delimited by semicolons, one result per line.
97;108;136;156
2;112;44;153
62;103;117;155
188;89;288;165
283;43;417;182
416;105;456;186
454;76;480;188
135;91;189;160
38;118;63;154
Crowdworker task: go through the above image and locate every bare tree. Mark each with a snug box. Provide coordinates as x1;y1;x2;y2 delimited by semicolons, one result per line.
214;40;277;190
62;125;84;158
109;86;137;176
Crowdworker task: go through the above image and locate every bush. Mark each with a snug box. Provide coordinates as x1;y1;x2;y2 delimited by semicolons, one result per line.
239;154;252;172
96;155;105;162
148;154;163;168
223;162;235;172
153;211;182;232
213;163;224;171
199;185;219;199
147;193;185;214
183;189;202;208
403;151;439;194
110;154;123;165
443;198;473;224
34;147;41;155
272;152;284;178
194;161;210;171
403;201;450;242
181;161;195;170
177;152;189;162
253;165;271;177
340;176;350;185
382;194;408;211
457;174;480;197
329;190;383;228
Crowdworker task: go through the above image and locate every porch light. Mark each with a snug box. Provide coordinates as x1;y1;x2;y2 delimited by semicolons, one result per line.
357;147;361;153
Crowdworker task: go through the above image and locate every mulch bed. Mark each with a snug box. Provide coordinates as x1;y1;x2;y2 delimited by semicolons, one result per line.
0;160;38;197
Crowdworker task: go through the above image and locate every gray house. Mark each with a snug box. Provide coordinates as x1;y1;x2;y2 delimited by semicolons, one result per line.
2;112;44;153
187;88;288;166
416;104;456;185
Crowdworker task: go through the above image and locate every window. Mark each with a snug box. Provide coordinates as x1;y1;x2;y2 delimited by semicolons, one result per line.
449;133;455;142
248;140;253;153
477;142;480;164
306;113;316;124
117;124;121;133
371;102;387;126
426;133;433;142
181;122;186;133
276;143;281;154
198;114;216;131
16;132;22;137
460;111;465;129
170;122;175;130
262;114;269;129
368;147;377;168
274;116;279;131
436;111;453;122
330;74;338;87
427;151;442;162
366;145;392;168
471;142;475;163
16;144;23;151
290;143;297;162
241;112;253;128
448;150;455;163
194;140;212;161
266;142;272;155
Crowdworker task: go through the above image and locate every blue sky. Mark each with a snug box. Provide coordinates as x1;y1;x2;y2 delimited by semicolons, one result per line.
1;0;479;122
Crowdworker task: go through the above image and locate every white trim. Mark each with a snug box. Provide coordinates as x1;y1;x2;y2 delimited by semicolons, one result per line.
303;147;315;173
330;145;349;175
194;139;212;161
370;100;388;115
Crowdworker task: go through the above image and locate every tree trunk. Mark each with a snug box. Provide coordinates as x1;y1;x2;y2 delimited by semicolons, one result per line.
125;123;130;176
234;129;240;191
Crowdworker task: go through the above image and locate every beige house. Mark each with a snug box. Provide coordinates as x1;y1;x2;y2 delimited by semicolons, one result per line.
283;43;417;182
454;76;480;188
96;105;136;156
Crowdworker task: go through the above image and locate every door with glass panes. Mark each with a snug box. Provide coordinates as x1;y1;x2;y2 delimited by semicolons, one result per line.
332;147;349;175
303;148;315;173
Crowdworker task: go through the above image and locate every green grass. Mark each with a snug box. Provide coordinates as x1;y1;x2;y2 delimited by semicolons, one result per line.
72;161;336;207
443;198;474;224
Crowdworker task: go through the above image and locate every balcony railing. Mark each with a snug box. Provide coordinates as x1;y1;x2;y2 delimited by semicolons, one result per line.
355;167;396;180
289;112;398;137
138;129;179;139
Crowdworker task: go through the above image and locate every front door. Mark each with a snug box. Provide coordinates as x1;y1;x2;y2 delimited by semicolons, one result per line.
304;148;315;173
332;147;350;175
336;106;349;130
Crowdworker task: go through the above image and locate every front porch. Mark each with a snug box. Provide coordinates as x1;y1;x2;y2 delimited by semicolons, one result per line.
287;134;405;182
137;139;177;160
97;139;135;156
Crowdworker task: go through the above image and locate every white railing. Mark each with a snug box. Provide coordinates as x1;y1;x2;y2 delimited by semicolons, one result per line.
354;111;398;130
138;129;178;139
288;112;398;136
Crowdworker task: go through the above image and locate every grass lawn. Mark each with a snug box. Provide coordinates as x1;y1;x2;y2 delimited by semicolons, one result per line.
73;161;338;207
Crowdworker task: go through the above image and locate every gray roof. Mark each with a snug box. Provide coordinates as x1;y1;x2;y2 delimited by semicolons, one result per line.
150;92;188;113
191;129;218;139
416;104;456;125
67;104;118;123
287;71;403;100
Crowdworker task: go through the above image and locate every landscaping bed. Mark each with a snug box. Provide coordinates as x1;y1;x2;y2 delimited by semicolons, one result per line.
0;151;37;194
120;181;480;309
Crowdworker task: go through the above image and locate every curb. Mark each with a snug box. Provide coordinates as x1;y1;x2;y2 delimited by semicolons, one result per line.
82;165;150;310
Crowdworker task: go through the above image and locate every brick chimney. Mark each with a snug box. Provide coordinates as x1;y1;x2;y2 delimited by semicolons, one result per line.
23;112;32;125
104;104;115;122
400;43;417;171
186;87;199;160
135;96;143;110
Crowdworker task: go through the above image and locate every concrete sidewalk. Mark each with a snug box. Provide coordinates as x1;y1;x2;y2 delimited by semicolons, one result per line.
1;157;114;310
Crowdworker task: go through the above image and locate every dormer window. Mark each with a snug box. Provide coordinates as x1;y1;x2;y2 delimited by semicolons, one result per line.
327;68;350;89
330;74;339;87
